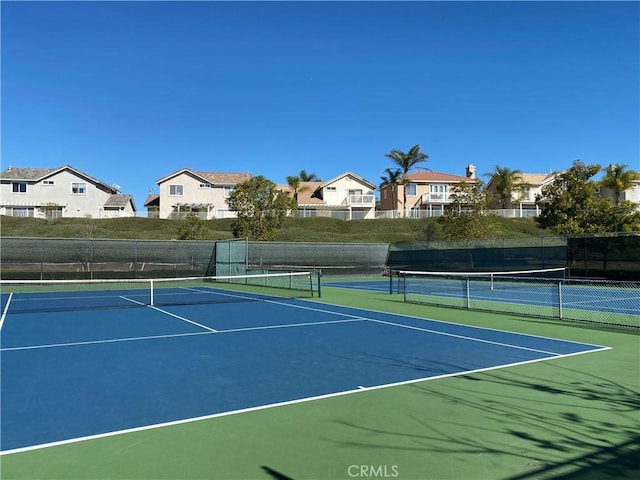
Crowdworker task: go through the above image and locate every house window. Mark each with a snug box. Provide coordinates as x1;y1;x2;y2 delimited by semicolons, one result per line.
199;183;212;189
223;186;234;198
405;183;417;196
12;182;27;193
42;180;55;186
169;184;184;196
325;186;337;191
348;189;363;196
72;183;86;194
430;184;448;200
11;207;34;217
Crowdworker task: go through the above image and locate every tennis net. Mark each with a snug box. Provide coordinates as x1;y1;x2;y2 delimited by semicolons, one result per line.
398;267;639;327
1;271;319;315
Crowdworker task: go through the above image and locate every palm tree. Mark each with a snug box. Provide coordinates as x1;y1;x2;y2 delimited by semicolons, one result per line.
298;170;321;182
486;165;526;209
600;164;640;205
286;175;311;201
384;144;429;216
379;167;403;215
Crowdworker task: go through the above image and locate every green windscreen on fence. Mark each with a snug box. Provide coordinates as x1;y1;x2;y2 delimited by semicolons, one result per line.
568;234;640;281
387;237;567;274
212;238;248;277
387;233;640;281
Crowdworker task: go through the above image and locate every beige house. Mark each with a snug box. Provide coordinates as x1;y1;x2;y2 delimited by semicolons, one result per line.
282;171;377;220
378;165;477;217
154;168;251;219
599;167;640;206
486;172;558;217
0;165;136;219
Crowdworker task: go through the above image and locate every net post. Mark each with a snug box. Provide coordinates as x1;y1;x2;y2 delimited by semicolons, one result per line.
402;272;407;302
150;279;154;306
466;278;471;308
316;270;322;298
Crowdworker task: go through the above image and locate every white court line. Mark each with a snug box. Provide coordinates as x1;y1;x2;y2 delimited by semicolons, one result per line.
120;294;218;332
148;305;218;332
0;331;215;352
366;318;570;356
0;346;609;456
0;318;363;352
304;297;609;350
0;292;14;332
215;318;363;334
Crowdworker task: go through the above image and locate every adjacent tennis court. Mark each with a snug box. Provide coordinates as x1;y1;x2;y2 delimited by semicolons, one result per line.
1;271;638;480
325;268;640;327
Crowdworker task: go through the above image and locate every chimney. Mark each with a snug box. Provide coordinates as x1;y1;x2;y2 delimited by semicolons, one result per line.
466;164;476;179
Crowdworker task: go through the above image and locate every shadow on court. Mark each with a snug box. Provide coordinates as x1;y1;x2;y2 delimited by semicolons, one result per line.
261;466;296;480
324;360;639;479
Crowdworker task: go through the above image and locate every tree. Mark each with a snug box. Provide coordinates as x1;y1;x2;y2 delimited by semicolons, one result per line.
535;159;640;234
286;175;311;201
600;164;640;205
379;167;402;214
438;181;500;240
485;165;527;208
227;176;297;241
384;144;429;216
298;170;321;182
175;212;207;240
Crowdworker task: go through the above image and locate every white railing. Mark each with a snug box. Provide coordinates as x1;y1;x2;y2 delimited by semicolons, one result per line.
342;195;376;207
143;208;544;220
376;208;541;219
421;192;453;203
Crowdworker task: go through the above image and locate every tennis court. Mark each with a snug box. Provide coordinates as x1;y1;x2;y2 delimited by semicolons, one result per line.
1;272;638;479
325;269;640;327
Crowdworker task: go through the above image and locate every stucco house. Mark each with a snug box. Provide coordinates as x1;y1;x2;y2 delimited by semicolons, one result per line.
282;171;377;220
485;171;559;218
0;165;136;219
378;165;477;217
155;168;251;219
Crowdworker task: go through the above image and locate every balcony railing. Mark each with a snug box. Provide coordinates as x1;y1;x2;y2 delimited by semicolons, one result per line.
421;192;453;203
342;195;376;207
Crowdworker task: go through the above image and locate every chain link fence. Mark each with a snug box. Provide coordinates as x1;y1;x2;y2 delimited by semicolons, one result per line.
0;238;389;280
388;232;640;281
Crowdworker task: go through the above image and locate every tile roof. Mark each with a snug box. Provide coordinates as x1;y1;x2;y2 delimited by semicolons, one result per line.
404;170;471;182
144;194;160;207
104;194;136;209
1;165;119;193
321;171;376;189
197;172;252;184
0;167;56;180
156;168;252;185
518;173;558;185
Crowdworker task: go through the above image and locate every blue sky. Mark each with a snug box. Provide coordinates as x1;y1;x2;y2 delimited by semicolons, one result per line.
2;1;638;210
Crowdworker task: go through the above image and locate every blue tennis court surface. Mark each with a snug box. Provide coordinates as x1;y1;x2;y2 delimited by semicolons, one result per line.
1;286;607;454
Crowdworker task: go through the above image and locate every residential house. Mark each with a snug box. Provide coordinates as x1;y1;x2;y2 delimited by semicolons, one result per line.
486;172;558;218
283;171;377;220
0;165;136;219
378;165;477;218
599;166;640;207
155;168;251;219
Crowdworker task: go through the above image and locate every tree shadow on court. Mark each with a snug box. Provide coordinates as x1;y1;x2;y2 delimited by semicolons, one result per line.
323;361;639;479
260;466;296;480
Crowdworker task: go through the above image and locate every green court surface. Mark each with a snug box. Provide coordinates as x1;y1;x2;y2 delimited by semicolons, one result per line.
1;285;638;480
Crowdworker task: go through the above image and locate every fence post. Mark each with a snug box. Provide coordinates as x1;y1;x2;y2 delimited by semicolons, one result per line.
558;281;563;319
